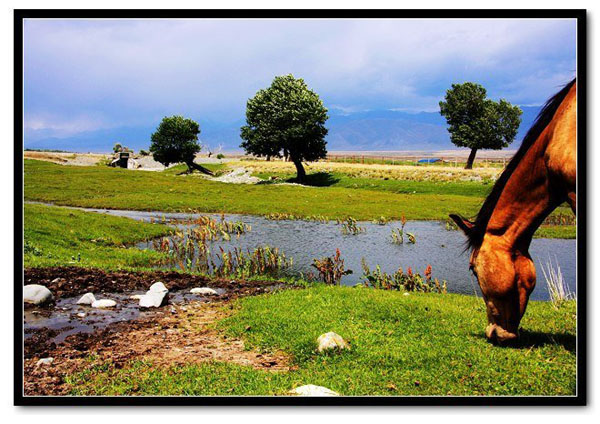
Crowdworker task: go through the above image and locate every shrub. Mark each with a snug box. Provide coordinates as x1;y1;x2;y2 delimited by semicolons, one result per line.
216;153;225;159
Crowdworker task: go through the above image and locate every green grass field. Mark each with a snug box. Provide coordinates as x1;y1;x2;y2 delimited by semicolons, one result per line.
24;160;574;238
24;203;170;269
66;286;576;396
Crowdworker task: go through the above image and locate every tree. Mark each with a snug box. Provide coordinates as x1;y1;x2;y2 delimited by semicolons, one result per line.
149;115;212;175
113;143;122;153
439;82;522;169
240;74;329;182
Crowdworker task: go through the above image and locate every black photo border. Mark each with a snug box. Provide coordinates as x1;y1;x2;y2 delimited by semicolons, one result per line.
14;8;587;407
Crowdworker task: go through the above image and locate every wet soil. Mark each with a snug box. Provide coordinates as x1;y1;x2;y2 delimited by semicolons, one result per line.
22;267;291;396
24;266;276;300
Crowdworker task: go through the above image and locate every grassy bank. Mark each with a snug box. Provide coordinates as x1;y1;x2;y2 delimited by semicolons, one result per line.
66;285;576;396
24;203;171;269
24;159;484;220
24;160;575;238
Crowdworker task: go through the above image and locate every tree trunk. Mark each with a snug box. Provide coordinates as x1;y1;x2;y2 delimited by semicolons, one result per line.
293;159;306;183
465;148;477;170
266;155;271;161
185;160;214;176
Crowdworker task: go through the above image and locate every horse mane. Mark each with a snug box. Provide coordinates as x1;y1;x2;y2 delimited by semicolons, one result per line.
463;78;576;250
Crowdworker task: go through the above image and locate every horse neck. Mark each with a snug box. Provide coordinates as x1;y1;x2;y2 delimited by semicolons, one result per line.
483;129;561;253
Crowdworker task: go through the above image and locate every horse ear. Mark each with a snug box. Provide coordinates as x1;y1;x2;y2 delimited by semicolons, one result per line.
449;214;474;236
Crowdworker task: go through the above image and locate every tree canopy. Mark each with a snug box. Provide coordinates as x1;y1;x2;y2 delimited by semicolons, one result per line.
240;74;329;182
439;82;522;169
149;115;212;174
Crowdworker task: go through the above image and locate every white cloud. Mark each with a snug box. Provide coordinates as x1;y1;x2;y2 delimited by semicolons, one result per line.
23;18;576;135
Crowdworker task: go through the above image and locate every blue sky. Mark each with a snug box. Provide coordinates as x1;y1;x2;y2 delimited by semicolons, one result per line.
24;18;576;147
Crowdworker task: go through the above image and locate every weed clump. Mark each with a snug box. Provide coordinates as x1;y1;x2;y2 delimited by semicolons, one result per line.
361;260;446;293
311;249;353;285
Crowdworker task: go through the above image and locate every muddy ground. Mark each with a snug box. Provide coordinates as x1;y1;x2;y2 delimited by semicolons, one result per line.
22;267;291;396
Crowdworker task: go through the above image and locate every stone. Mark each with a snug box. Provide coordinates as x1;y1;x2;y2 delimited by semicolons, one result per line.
36;357;54;366
92;299;117;308
149;282;168;293
129;294;144;300
139;291;168;308
77;312;86;318
190;287;218;296
23;284;54;306
77;292;96;305
289;385;339;396
403;292;410;296
317;332;349;353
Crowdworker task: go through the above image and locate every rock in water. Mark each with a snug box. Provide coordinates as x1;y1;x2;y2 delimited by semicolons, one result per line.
36;357;54;366
190;287;218;296
23;284;54;306
317;332;349;353
289;385;339;396
139;292;168;308
77;292;96;305
139;282;169;308
91;299;117;308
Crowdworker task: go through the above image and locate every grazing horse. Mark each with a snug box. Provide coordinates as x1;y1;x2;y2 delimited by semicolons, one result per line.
450;79;576;344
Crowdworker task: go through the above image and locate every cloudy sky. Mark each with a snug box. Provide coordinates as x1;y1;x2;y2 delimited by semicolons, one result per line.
24;18;576;143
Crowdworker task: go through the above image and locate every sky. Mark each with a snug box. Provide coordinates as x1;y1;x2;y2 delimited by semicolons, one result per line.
23;18;576;147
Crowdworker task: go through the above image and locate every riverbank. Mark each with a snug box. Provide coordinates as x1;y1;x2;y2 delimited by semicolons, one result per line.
24;159;575;238
28;285;575;396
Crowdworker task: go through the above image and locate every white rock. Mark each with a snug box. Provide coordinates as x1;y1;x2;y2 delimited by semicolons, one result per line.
149;282;168;293
139;291;168;308
36;357;54;366
403;292;410;296
190;287;218;296
129;294;144;300
289;385;339;396
77;292;96;305
23;284;54;306
138;282;169;308
91;299;117;308
317;332;349;353
77;312;86;318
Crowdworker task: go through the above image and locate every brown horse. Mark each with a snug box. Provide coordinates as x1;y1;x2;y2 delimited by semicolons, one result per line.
450;79;576;344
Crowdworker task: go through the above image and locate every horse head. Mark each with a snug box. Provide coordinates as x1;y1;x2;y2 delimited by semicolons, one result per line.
449;214;536;344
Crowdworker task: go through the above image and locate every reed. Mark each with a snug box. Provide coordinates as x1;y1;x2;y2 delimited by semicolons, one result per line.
540;257;574;308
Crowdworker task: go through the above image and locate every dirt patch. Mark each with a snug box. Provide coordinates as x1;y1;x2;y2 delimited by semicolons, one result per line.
24;301;290;396
25;266;280;300
212;167;262;184
22;267;292;396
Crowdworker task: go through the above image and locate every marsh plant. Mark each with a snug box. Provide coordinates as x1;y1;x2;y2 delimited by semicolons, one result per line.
337;217;365;235
390;214;416;244
543;213;576;226
312;249;353;285
212;245;293;278
150;215;291;278
361;260;447;293
264;212;330;223
372;216;390;225
541;257;574;308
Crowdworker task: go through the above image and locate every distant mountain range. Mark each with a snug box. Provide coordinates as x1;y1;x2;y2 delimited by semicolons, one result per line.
24;106;542;153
